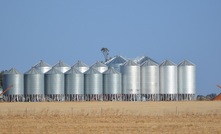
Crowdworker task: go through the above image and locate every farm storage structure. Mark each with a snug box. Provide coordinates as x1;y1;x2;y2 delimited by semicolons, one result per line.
103;67;122;101
3;68;24;102
159;60;178;101
84;67;103;101
72;60;89;73
105;56;127;72
91;61;108;73
120;60;141;101
24;67;44;102
65;67;84;101
34;60;52;73
45;67;65;101
178;60;196;101
133;56;158;64
53;60;71;73
141;59;159;101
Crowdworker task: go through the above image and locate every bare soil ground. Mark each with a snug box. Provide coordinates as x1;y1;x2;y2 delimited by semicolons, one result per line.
0;101;221;134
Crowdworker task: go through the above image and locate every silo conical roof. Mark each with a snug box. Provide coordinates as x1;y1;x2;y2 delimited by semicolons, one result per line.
53;60;70;67
160;60;176;66
134;56;158;64
178;60;195;66
106;56;127;65
72;60;89;68
141;59;159;66
91;61;107;68
103;67;120;74
123;60;139;66
4;68;22;74
34;60;51;67
25;67;41;74
65;67;82;74
85;67;101;74
45;67;63;74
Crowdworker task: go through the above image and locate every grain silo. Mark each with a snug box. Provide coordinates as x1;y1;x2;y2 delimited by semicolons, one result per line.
178;60;196;101
3;68;24;102
84;67;103;101
53;60;71;73
103;67;122;101
120;60;140;101
141;59;159;101
105;55;127;72
133;56;158;64
159;60;178;101
24;67;44;102
72;60;89;73
45;67;65;101
34;60;52;73
65;67;84;101
91;61;108;73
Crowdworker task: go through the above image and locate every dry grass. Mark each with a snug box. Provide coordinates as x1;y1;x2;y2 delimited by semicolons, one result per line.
0;101;221;134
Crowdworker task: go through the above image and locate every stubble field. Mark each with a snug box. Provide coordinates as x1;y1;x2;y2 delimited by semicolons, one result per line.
0;101;221;134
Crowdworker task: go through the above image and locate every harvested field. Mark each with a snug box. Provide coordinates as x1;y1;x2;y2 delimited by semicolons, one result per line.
0;101;221;134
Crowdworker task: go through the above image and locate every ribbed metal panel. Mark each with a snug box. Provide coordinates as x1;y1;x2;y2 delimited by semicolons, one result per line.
120;60;140;94
45;67;64;95
141;59;159;94
105;56;127;72
65;67;84;94
34;60;52;73
159;60;177;94
24;67;44;95
3;68;24;95
72;60;89;73
103;67;122;94
53;60;71;73
91;61;108;73
178;60;196;94
84;68;103;94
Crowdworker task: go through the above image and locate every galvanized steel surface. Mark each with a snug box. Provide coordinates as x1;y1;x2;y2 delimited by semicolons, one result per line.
24;67;44;95
84;68;103;94
34;60;52;73
45;67;64;95
121;60;140;94
53;61;71;73
91;61;108;73
141;60;159;94
106;56;127;72
65;67;84;94
178;60;196;94
103;67;122;94
3;68;24;95
159;60;177;94
72;61;89;73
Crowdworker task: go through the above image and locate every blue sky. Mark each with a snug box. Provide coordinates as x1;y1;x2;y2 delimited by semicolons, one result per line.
0;0;220;95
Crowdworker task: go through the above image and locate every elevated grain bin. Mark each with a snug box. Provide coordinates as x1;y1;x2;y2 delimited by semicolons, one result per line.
24;67;44;102
53;60;71;73
45;67;65;101
178;60;196;101
120;60;140;101
84;67;103;101
34;60;52;73
72;60;89;73
91;61;108;73
141;59;159;101
3;68;24;102
65;67;84;101
105;56;127;72
103;67;122;101
159;60;178;101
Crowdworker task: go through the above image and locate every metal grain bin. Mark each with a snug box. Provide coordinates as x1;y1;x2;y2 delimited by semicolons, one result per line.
103;67;122;101
72;60;89;73
159;60;178;101
178;60;196;101
84;67;103;101
91;61;108;73
3;68;24;102
133;56;158;64
141;59;159;101
105;56;127;72
24;67;44;102
120;60;140;101
34;60;52;73
53;60;70;73
45;67;65;101
65;67;84;101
